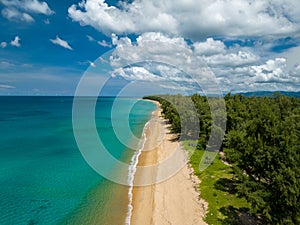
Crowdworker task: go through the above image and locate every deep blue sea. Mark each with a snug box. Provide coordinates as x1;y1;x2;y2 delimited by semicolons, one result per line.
0;96;156;225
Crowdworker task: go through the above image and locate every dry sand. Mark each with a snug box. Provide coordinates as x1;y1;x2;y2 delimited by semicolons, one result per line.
131;102;208;225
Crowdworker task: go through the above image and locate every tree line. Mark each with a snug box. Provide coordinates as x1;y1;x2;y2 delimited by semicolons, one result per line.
143;93;300;225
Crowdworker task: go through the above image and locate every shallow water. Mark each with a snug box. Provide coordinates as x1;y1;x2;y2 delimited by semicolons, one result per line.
0;96;155;225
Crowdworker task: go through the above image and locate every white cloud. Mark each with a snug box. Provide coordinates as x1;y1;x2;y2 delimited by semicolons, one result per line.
159;83;195;92
109;32;192;69
250;58;290;82
0;0;54;15
1;7;34;22
0;84;16;89
86;35;95;42
50;36;73;50
86;35;112;47
86;34;112;47
110;33;259;73
97;40;112;48
110;64;198;95
68;0;300;40
0;0;54;23
105;32;300;93
10;36;21;47
22;0;53;15
1;41;7;48
194;38;226;56
204;51;259;67
68;0;177;36
136;32;188;47
213;56;300;93
106;32;226;95
112;66;161;82
66;0;300;93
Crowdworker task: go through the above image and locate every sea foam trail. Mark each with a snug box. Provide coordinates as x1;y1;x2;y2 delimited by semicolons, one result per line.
125;121;149;225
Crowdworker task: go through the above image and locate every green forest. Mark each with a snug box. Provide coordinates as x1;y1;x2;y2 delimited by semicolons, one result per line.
144;93;300;225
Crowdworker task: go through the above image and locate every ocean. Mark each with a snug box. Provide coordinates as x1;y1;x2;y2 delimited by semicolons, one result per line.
0;96;156;225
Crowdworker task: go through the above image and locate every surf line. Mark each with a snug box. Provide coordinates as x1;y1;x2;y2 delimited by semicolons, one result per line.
125;120;149;225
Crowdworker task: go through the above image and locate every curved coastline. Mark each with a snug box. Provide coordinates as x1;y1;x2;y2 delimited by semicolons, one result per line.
59;99;207;225
125;99;159;225
60;99;157;225
125;120;149;225
130;100;208;225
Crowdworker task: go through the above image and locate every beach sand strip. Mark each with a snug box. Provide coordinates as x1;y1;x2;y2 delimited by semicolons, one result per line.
131;102;208;225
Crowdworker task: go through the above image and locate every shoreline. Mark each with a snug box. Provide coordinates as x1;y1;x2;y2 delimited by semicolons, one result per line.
130;100;208;225
125;99;162;225
125;119;149;225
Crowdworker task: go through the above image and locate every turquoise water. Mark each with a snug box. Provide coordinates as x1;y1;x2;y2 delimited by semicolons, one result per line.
0;96;156;225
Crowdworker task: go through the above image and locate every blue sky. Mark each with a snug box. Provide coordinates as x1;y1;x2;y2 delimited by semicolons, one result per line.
1;0;300;95
0;0;113;95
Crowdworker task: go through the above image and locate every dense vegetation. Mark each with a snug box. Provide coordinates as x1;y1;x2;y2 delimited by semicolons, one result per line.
144;93;300;225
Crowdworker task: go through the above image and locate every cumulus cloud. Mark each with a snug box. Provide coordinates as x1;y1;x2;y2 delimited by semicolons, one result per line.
214;56;300;92
0;0;54;22
110;63;199;95
250;58;289;82
2;7;34;22
68;0;300;40
110;32;258;72
112;66;161;82
10;36;21;47
204;51;259;67
105;32;228;94
194;38;226;56
67;1;300;93
68;0;177;36
0;0;54;15
1;41;7;48
109;32;191;69
105;32;300;93
50;36;73;50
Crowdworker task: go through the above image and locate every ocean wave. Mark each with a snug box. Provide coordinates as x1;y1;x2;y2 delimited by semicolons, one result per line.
125;120;149;225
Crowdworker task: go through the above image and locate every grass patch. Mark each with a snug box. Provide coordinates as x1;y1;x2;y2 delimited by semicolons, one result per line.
183;140;251;225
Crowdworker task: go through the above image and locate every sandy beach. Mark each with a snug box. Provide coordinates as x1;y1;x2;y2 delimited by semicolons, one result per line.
131;102;207;225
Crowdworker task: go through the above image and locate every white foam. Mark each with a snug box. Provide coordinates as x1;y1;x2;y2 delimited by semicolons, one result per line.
125;121;149;225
